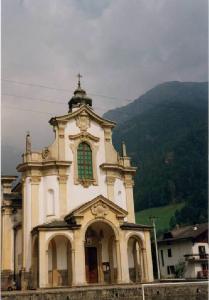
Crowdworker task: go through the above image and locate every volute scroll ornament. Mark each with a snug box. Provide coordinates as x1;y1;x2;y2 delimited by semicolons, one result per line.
42;148;50;160
91;202;109;218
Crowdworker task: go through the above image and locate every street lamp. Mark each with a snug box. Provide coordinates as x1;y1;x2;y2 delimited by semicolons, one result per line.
149;216;160;280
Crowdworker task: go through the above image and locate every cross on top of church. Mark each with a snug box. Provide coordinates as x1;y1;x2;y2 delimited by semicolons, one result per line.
77;73;82;88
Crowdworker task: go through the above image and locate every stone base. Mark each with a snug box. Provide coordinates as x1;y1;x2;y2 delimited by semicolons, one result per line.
1;281;208;300
1;270;15;291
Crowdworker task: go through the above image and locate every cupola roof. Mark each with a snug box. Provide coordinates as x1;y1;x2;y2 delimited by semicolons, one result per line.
68;74;92;111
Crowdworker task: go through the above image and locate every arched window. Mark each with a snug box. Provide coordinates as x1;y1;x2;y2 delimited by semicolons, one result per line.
77;142;93;179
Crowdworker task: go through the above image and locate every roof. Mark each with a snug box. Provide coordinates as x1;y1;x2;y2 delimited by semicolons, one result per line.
32;220;81;233
49;105;116;128
158;223;208;243
64;194;127;221
120;222;153;231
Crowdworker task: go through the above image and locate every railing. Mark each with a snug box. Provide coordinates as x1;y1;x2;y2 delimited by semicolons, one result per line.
184;254;208;261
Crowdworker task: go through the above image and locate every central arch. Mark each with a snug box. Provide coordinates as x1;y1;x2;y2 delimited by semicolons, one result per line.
47;235;72;287
84;221;118;284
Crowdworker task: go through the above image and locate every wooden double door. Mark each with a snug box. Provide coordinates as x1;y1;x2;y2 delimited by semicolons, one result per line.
85;247;98;283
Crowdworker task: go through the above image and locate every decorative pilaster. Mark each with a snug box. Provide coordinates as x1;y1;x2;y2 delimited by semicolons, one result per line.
58;175;68;216
124;175;135;222
30;176;41;228
58;122;66;160
106;175;116;202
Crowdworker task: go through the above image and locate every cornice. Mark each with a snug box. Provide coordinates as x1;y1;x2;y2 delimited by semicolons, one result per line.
69;131;99;142
17;160;72;172
100;163;137;174
49;105;116;128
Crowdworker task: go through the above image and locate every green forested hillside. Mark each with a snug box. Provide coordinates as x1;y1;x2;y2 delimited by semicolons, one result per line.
135;202;185;234
104;81;208;227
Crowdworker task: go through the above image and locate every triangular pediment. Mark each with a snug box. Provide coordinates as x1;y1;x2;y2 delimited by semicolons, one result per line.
50;105;116;128
64;195;127;222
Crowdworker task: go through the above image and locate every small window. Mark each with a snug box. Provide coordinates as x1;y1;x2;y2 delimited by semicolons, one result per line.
160;250;164;266
167;248;172;257
77;142;93;180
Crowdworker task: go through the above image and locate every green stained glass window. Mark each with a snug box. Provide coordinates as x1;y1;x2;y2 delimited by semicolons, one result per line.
77;142;93;179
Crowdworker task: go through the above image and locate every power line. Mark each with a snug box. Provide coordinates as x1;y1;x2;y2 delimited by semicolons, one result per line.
1;78;131;102
2;93;111;111
2;93;66;105
2;105;57;115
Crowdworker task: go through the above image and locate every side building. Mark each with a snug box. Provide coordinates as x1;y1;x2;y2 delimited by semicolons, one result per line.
158;223;208;279
1;79;154;290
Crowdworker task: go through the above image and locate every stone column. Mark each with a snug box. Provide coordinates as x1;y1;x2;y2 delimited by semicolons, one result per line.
39;231;48;288
124;175;135;223
71;248;76;286
1;204;14;291
141;248;148;282
58;175;68;217
118;236;130;283
98;242;104;283
73;232;86;285
1;206;13;271
115;240;122;283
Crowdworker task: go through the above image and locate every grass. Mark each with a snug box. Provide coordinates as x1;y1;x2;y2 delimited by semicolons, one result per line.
135;202;185;234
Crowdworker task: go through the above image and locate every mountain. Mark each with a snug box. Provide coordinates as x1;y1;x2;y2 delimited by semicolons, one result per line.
104;81;208;227
104;81;207;124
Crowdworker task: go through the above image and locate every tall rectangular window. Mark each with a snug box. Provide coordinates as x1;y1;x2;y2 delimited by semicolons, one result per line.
160;249;164;266
77;142;93;179
167;248;172;257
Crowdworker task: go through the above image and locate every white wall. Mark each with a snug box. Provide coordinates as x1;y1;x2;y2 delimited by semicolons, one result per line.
158;240;208;278
114;178;127;210
65;118;108;212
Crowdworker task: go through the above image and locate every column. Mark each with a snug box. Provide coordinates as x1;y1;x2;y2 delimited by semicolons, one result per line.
73;231;86;285
1;206;13;271
115;240;122;283
118;237;130;283
39;231;48;288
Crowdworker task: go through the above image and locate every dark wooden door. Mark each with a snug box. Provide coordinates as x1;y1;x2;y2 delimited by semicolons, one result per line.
85;247;98;283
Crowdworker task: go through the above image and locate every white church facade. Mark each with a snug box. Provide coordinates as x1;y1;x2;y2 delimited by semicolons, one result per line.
1;78;154;290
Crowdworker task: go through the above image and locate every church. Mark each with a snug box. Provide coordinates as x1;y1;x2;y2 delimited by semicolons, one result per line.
1;77;154;290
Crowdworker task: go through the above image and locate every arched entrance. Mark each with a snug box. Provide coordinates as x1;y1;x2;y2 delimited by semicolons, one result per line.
127;236;144;283
85;221;118;284
48;235;72;287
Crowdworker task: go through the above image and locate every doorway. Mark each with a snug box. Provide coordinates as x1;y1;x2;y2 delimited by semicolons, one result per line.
85;247;98;283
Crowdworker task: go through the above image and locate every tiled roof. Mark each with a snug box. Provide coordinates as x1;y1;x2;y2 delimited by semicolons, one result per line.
158;223;208;243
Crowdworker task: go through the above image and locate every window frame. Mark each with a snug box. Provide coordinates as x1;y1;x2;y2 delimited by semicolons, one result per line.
77;142;93;180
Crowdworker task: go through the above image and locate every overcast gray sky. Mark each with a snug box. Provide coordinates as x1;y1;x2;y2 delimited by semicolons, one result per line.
2;0;208;174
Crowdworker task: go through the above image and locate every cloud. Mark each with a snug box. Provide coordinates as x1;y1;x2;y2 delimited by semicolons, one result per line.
2;0;207;173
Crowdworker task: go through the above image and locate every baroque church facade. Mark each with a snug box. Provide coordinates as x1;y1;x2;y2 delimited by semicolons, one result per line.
1;78;153;290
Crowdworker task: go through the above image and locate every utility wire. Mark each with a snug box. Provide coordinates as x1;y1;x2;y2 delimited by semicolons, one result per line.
2;105;57;115
1;78;131;102
2;93;112;111
2;93;66;105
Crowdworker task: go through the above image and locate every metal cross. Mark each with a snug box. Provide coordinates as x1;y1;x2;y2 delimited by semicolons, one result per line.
77;73;82;87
